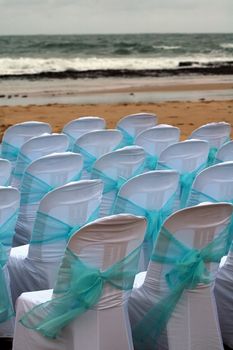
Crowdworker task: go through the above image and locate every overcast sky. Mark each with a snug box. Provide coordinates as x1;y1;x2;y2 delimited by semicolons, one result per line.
0;0;232;35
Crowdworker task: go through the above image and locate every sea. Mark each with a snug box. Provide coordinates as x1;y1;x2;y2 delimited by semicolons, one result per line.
0;33;233;77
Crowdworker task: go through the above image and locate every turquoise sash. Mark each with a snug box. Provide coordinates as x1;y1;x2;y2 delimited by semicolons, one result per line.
117;126;134;146
13;151;31;180
20;171;82;205
113;194;175;243
207;146;218;166
63;132;76;151
20;243;141;338
1;141;20;163
157;162;206;208
73;144;97;173
0;211;19;322
145;153;158;170
132;223;232;349
30;207;99;245
91;162;145;195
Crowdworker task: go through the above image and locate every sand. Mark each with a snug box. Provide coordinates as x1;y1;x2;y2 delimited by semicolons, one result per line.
0;78;232;140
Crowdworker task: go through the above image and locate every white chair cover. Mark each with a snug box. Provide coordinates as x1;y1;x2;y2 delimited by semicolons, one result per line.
8;180;103;308
1;121;52;169
117;112;158;146
189;122;231;165
14;152;83;246
129;203;233;350
187;161;233;207
114;170;179;271
11;133;69;189
215;140;233;163
63;116;106;149
0;159;12;186
135;124;180;170
190;122;231;149
12;214;146;350
91;146;146;216
74;129;123;179
0;187;20;337
158;140;209;210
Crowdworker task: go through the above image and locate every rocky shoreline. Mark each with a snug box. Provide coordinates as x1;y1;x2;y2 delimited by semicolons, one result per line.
0;61;233;80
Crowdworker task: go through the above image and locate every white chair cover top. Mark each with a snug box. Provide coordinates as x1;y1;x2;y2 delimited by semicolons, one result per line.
0;159;12;186
190;122;231;149
91;145;146;216
215;140;233;163
14;152;83;246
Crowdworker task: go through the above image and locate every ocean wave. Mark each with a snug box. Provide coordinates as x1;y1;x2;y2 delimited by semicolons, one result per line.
0;56;232;76
153;45;181;50
220;43;233;49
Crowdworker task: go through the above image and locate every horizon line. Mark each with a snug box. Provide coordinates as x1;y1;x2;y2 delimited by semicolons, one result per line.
0;32;233;36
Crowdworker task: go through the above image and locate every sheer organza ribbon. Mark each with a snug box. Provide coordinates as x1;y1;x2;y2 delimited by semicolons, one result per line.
0;211;19;322
113;194;175;243
13;151;31;180
91;162;145;195
20;171;82;205
207;146;218;167
63;133;76;151
117;126;134;146
132;224;232;350
145;153;158;170
30;207;100;245
20;244;141;338
73;144;97;173
1;141;20;163
157;162;206;208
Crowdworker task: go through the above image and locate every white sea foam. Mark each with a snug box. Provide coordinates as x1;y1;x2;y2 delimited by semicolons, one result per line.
0;55;232;75
220;43;233;49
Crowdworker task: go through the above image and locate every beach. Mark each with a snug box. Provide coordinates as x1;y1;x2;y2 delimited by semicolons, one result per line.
0;75;232;140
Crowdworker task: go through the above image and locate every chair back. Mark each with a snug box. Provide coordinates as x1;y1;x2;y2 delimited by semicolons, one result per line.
74;129;122;178
117;113;158;146
215;140;233;163
190;122;231;149
14;152;83;246
11;133;69;188
135;124;180;170
158;140;209;209
187;161;233;206
135;203;233;350
1;121;51;166
92;146;146;216
63;116;106;149
28;180;103;285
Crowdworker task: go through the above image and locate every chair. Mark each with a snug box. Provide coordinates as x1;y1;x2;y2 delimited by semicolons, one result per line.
1;121;52;168
0;159;12;186
8;180;103;309
189;122;231;166
158;140;209;210
116;112;158;146
215;140;233;163
113;170;179;271
63;116;106;150
0;187;20;337
91;146;146;216
135;124;180;170
14;152;83;247
74;130;123;179
187;161;233;207
11;133;69;189
129;203;233;350
12;214;146;350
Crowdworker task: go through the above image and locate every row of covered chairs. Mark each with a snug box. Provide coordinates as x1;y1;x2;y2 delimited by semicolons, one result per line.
0;159;232;350
0;116;232;349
